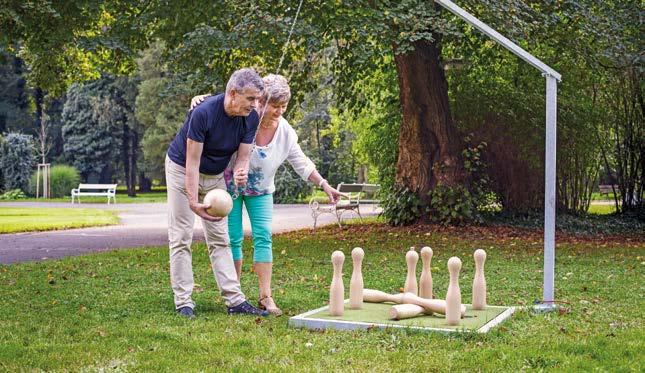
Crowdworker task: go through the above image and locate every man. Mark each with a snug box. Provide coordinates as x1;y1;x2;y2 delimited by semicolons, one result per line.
165;68;268;318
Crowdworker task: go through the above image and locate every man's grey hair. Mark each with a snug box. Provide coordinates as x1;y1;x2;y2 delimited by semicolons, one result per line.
226;68;264;93
261;74;291;104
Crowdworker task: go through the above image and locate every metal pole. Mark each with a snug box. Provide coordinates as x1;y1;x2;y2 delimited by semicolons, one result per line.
542;75;557;307
432;0;562;312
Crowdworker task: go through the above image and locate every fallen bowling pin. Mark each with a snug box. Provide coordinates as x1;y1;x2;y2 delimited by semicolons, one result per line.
329;251;345;316
363;289;406;304
363;289;466;316
389;304;429;320
404;248;419;295
349;247;364;309
419;246;433;299
400;292;466;316
472;249;487;310
445;256;462;326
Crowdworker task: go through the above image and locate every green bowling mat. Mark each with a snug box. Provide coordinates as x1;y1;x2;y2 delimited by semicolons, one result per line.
289;301;515;333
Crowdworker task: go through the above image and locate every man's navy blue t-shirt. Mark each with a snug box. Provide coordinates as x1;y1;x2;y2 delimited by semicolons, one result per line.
167;94;259;175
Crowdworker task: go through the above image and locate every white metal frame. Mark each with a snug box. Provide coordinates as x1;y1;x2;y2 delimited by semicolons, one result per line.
435;0;560;309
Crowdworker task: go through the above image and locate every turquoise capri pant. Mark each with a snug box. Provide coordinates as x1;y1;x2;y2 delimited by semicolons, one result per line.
228;193;273;263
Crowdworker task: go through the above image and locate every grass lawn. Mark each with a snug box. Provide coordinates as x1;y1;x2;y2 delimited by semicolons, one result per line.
588;203;617;215
0;223;642;370
11;191;168;204
0;207;119;234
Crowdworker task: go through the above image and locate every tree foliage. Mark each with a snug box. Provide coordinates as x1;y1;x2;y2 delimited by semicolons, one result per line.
2;0;641;219
0;132;36;192
134;41;187;180
62;75;139;185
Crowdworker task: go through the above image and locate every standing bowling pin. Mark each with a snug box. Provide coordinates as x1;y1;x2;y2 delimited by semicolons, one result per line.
472;249;487;310
404;248;419;295
419;246;433;299
445;257;462;326
349;247;364;309
329;251;345;316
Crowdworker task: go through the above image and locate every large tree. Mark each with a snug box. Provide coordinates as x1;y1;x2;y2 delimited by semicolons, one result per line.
62;75;141;193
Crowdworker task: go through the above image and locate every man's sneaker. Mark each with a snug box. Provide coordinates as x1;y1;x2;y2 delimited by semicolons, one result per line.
227;301;269;316
176;306;195;319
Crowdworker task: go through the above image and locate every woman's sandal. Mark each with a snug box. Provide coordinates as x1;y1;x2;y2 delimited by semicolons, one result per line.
258;295;283;316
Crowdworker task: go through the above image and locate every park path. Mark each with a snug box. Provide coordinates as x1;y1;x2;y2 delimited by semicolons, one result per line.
0;202;380;264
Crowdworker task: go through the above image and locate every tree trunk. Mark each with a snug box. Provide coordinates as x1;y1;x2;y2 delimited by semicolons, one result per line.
138;172;152;192
122;123;135;197
393;38;466;205
128;130;138;197
33;87;45;163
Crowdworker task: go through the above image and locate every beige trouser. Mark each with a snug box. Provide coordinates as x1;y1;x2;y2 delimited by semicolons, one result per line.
165;155;245;309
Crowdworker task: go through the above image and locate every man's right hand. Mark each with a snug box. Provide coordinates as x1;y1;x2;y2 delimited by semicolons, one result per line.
189;201;222;222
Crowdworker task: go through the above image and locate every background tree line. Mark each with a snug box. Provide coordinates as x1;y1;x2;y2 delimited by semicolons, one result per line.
0;0;641;222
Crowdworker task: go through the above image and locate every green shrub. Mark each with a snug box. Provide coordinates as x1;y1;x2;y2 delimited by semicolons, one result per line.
380;185;424;226
427;184;482;225
29;165;81;198
0;133;36;193
0;189;27;200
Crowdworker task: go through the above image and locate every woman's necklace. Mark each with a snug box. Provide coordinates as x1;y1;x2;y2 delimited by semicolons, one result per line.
259;120;277;129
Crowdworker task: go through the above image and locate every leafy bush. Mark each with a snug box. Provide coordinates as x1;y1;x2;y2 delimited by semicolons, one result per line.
273;164;313;204
486;209;645;236
427;184;483;225
0;189;27;200
29;165;81;198
0;133;36;193
427;136;493;225
380;185;424;226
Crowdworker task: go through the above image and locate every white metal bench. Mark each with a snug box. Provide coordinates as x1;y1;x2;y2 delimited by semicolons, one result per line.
309;183;380;230
71;183;118;204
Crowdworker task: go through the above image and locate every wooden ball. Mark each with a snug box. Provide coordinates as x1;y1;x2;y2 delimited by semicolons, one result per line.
203;189;233;217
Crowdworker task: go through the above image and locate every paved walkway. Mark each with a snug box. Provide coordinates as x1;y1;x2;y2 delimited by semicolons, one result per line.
0;202;380;264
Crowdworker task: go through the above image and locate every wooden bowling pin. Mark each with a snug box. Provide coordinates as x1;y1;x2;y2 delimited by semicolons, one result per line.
363;289;407;304
389;304;429;320
364;289;466;316
419;246;433;299
349;247;364;309
472;249;487;310
404;248;419;295
445;257;462;326
329;251;345;316
400;292;466;316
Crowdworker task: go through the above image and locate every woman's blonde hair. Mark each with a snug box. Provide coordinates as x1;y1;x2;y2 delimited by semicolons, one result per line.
261;74;291;104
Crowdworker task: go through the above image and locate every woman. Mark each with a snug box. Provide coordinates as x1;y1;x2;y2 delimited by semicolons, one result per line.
191;74;344;315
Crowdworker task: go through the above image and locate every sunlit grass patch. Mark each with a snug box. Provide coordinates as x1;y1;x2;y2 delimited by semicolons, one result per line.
0;207;119;233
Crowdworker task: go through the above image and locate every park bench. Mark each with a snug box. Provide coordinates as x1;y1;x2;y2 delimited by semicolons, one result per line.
309;183;380;231
71;183;118;204
598;184;618;197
